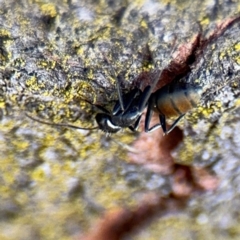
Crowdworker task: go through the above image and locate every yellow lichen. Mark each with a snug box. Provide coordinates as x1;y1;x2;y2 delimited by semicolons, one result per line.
40;3;57;18
1;1;240;240
38;60;56;70
0;29;10;38
235;56;240;65
31;167;47;182
200;17;210;26
234;42;240;51
219;51;226;60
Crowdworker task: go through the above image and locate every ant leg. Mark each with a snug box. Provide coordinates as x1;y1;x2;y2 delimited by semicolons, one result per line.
149;113;185;134
144;104;162;132
101;52;125;111
116;75;125;111
165;114;185;134
138;86;152;111
159;114;167;134
113;88;141;115
129;115;142;131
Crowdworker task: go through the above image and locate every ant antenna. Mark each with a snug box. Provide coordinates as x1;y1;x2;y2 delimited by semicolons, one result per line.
100;50;125;111
25;113;98;131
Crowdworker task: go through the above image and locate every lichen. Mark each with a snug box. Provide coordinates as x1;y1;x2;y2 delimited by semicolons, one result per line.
0;0;240;240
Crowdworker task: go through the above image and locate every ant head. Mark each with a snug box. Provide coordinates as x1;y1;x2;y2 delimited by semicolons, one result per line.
95;113;121;133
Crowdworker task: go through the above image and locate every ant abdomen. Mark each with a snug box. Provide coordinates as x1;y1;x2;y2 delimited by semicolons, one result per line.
153;82;202;118
145;81;203;134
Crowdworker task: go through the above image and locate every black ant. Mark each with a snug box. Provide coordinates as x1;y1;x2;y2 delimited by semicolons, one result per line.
26;45;202;135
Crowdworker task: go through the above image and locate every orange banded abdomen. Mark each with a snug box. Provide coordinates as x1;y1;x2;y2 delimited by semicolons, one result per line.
154;82;202;118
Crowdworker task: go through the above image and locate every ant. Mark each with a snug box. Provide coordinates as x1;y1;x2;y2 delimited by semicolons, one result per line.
26;45;202;135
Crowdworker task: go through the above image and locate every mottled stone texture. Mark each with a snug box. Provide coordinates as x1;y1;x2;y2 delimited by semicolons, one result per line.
0;0;240;240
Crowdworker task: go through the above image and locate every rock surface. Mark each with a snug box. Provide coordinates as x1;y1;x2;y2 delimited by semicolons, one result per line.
0;1;240;239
